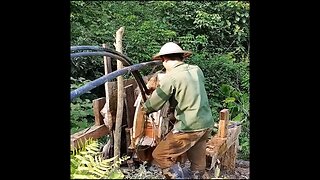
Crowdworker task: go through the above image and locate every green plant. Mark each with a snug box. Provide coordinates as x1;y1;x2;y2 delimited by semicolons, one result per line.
71;77;96;134
238;120;250;160
218;84;250;160
71;98;94;134
71;139;129;179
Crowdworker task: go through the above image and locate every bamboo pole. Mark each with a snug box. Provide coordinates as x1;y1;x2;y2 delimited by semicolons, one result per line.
113;27;125;160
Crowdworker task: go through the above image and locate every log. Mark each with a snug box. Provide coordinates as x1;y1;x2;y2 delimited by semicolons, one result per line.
114;26;125;160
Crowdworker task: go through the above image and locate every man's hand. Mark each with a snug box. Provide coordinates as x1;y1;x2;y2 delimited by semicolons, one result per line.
145;87;155;95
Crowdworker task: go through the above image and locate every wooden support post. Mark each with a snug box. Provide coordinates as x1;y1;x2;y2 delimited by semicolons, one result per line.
114;26;125;160
124;84;135;128
125;128;132;154
93;97;106;125
102;43;112;75
218;109;229;138
101;43;114;130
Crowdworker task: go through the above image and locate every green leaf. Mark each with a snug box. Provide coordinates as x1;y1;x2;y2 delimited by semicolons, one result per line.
232;113;243;122
85;155;95;165
109;171;125;179
224;97;236;103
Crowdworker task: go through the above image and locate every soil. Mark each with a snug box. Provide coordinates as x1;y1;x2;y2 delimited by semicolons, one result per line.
212;159;250;179
122;159;250;179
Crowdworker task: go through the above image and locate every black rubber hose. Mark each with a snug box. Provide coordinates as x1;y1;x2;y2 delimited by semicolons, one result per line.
71;49;154;101
70;61;161;101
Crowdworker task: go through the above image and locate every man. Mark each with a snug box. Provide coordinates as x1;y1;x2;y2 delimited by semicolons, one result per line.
142;42;214;179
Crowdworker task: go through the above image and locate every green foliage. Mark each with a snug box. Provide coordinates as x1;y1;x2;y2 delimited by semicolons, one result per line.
71;139;129;179
71;77;96;134
189;53;249;159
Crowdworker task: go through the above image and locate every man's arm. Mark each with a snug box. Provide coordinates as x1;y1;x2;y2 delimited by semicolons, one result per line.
142;78;174;114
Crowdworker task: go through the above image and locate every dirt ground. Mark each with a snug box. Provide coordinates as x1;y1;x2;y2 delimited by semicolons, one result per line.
211;159;250;179
122;158;249;179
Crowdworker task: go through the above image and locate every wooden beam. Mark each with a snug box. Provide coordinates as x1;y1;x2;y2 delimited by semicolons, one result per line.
93;97;106;125
71;124;110;150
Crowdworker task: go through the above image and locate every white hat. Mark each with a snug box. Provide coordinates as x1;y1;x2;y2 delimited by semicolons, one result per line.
152;42;192;60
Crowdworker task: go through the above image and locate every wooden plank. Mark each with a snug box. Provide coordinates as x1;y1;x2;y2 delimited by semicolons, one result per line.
71;124;110;150
124;84;135;128
93;97;106;125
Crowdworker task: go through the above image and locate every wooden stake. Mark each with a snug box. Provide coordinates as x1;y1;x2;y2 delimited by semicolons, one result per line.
114;26;125;160
101;44;114;130
218;109;229;138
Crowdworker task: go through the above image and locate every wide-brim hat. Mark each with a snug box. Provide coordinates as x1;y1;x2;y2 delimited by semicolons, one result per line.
152;42;192;60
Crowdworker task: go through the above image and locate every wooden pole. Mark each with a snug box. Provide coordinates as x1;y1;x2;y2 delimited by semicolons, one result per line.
113;26;125;160
101;44;114;130
218;109;229;138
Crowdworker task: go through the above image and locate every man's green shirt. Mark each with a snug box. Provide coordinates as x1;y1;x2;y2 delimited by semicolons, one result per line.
143;63;214;132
